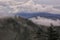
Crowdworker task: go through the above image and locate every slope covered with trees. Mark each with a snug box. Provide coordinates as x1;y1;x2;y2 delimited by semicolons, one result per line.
0;16;60;40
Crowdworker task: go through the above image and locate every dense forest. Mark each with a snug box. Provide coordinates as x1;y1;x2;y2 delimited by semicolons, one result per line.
0;16;60;40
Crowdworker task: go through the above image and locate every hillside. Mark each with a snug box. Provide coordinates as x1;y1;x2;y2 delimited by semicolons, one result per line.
0;16;60;40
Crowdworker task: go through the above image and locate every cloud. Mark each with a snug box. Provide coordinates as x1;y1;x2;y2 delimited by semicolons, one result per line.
0;0;60;18
10;0;60;14
0;0;60;14
34;0;60;5
29;16;60;26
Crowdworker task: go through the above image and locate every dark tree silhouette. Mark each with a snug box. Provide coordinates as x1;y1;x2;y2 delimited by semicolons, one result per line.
47;25;59;40
22;27;30;40
35;27;43;40
36;28;42;38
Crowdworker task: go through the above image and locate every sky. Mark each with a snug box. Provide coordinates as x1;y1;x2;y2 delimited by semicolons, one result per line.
34;0;60;5
0;0;60;26
0;0;60;14
9;0;60;5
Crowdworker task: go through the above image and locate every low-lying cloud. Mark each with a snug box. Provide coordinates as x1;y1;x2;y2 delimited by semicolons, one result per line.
29;17;60;26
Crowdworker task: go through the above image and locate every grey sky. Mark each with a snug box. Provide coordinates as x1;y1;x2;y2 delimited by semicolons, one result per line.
15;0;60;5
33;0;60;5
0;0;60;14
15;0;60;9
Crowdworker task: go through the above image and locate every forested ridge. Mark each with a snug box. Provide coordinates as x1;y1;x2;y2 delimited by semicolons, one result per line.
0;16;60;40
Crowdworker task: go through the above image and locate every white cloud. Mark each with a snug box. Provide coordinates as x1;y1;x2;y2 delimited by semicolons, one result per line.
29;16;60;26
0;0;60;14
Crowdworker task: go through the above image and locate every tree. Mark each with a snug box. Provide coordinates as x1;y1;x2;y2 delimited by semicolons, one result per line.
47;25;59;40
22;27;30;40
35;27;43;40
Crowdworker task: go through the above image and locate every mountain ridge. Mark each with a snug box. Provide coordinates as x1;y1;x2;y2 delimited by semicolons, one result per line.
16;12;60;20
0;16;60;40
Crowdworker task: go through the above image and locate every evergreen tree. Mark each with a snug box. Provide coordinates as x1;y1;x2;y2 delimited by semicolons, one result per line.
35;27;43;40
47;25;59;40
22;27;30;40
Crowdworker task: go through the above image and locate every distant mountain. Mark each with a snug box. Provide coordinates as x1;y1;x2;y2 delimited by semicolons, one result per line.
16;12;60;20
